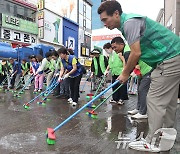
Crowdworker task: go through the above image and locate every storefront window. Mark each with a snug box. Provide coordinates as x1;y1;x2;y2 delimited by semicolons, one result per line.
86;19;91;30
86;4;91;20
79;0;83;15
79;14;83;27
0;0;36;22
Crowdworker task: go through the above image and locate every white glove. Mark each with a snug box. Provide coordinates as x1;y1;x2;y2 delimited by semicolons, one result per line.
55;73;59;77
58;77;63;82
104;70;109;76
64;73;69;79
90;73;94;78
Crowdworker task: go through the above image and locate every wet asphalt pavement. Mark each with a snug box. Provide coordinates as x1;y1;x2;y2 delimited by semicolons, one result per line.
0;78;179;154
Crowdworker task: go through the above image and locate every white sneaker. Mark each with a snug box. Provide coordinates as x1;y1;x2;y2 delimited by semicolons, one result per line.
128;138;160;152
131;113;148;119
68;100;73;104
117;100;124;105
71;102;77;106
68;98;73;102
128;109;139;115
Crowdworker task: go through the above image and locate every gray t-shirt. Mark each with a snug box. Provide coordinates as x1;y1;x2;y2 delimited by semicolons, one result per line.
123;17;146;45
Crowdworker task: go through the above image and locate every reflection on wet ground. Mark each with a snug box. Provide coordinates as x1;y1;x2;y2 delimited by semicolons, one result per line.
0;80;179;154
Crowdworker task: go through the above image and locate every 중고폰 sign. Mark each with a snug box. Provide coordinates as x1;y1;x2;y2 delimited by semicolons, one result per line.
2;14;38;35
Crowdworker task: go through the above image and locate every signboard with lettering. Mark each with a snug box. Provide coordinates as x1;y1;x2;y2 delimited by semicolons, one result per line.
1;28;37;44
38;0;44;10
68;36;75;50
40;10;63;45
2;14;38;35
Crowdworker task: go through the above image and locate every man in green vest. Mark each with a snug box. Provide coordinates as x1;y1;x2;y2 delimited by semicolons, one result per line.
90;48;108;93
103;42;128;105
127;60;152;119
111;36;152;119
98;1;180;152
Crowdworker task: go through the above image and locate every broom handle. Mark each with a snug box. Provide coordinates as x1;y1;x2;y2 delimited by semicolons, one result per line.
18;75;34;94
81;78;87;91
94;75;106;96
90;78;92;92
0;76;7;86
46;77;56;92
27;79;58;104
53;80;119;132
93;83;124;111
16;69;30;89
81;72;91;91
41;81;59;101
0;71;13;86
15;77;23;89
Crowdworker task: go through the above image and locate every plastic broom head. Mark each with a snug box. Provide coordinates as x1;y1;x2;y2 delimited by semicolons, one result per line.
86;96;90;99
42;102;46;106
46;128;56;145
91;114;98;119
23;104;30;109
87;93;94;97
44;94;48;97
13;94;17;97
86;104;96;108
37;101;43;105
46;98;51;101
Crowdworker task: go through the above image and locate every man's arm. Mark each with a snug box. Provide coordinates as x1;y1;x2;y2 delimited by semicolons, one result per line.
117;41;141;83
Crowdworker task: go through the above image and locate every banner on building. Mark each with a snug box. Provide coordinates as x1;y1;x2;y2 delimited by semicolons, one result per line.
1;28;37;44
2;14;38;35
40;10;63;45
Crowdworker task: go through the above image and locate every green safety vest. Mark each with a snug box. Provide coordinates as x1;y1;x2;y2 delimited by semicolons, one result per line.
0;64;2;73
55;58;61;70
139;60;152;76
49;59;55;72
7;62;12;70
93;55;106;75
109;52;123;75
21;62;29;72
119;13;180;68
124;44;130;52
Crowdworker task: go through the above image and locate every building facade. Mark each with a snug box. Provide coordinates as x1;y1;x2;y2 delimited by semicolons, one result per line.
37;0;93;64
158;0;180;36
156;8;165;25
0;0;38;47
78;0;92;66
